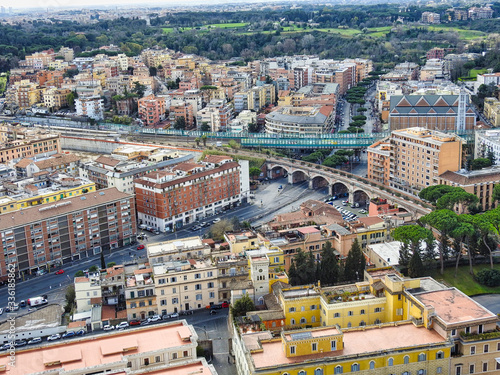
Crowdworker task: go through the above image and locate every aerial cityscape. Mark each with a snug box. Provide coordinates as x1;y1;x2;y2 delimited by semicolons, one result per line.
0;0;500;374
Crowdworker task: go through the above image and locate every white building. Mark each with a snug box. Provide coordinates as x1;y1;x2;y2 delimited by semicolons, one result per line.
75;95;104;120
74;274;101;314
475;130;500;164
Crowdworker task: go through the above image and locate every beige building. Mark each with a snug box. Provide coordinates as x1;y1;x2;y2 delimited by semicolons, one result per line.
74;274;102;314
484;97;500;127
153;259;219;314
125;265;157;321
147;236;211;265
43;87;71;111
367;139;391;185
389;127;462;193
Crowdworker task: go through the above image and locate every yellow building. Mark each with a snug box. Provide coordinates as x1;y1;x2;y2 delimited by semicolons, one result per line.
0;180;96;214
484;97;500;127
275;284;322;329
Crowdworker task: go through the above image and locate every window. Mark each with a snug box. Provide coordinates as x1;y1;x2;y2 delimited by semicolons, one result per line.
497;361;500;370
465;327;471;334
289;307;296;312
195;284;202;290
484;344;489;353
375;307;381;313
404;355;410;364
437;367;442;374
334;312;340;318
144;358;149;366
172;353;177;360
334;365;343;374
360;309;365;315
369;361;375;369
470;346;476;355
291;319;296;325
348;311;353;316
290;346;296;355
498;342;500;351
195;273;201;279
455;365;461;375
300;317;307;324
312;343;317;351
417;370;425;375
155;356;161;363
351;363;359;372
436;351;444;359
469;364;474;374
314;369;323;375
478;324;484;333
402;372;410;375
298;371;306;375
482;363;487;372
207;282;214;288
331;340;336;350
451;329;456;336
418;353;426;362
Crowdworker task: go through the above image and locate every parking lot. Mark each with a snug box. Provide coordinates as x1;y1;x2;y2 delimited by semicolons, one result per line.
324;196;369;222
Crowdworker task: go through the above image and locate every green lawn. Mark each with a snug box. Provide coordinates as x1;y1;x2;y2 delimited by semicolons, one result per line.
162;27;174;34
428;264;500;296
470;68;488;78
208;22;249;29
427;25;486;40
316;28;362;36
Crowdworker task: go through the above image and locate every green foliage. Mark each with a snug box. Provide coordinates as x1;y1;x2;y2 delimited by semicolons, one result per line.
207;219;234;242
228;140;240;149
475;269;500;287
249;167;262;179
231;294;255;317
132;82;147;98
107;262;116;268
288;249;316;286
302;151;324;163
318;241;339;286
248;122;259;133
89;265;98;272
492;184;500;204
201;122;211;131
63;68;79;78
200;85;218;90
74;270;84;277
392;225;434;268
470;158;492;171
174;116;186;130
322;154;348;168
408;250;425;278
64;285;76;313
343;239;365;282
352;115;367;121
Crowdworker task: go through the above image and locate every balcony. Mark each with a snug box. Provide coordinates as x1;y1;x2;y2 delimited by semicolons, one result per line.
459;329;500;342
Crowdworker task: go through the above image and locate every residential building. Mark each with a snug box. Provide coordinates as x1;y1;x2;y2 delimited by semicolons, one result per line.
75;95;104;120
0;132;61;163
426;47;446;60
475;130;500;166
389;127;463;193
421;11;441;23
15;152;80;178
0;321;217;375
476;72;500;90
0;187;136;281
484;97;500;127
213;250;249;302
23;49;55;70
468;6;494;19
79;150;193;194
146;236;211;265
125;264;157;320
365;241;402;268
154;258;218;314
100;264;126;307
420;59;444;81
350;216;391;250
380;62;419;82
265;105;334;136
135;160;247;232
138;94;167;126
169;102;195;129
367;139;391;185
58;46;74;62
388;94;476;132
75;273;101;313
439;167;500;211
6;79;42;109
197;99;233;132
43;87;71;111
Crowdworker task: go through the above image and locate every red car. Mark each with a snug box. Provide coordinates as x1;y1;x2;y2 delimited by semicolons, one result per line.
55;270;64;275
129;320;141;326
222;302;229;308
137;244;145;250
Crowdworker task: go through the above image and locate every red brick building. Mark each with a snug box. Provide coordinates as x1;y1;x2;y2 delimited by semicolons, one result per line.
135;161;245;232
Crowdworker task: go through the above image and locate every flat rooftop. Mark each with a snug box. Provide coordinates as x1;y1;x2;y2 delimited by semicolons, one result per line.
147;236;206;257
250;323;447;370
0;322;194;375
143;360;215;375
414;288;497;325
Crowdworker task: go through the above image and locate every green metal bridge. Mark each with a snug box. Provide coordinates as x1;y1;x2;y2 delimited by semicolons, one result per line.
138;128;475;149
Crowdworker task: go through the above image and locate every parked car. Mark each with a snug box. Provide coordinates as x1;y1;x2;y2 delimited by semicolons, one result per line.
0;308;3;315
28;337;42;345
19;300;26;308
342;200;348;206
0;343;11;351
75;329;86;336
47;334;61;341
222;302;230;308
137;244;145;250
55;269;64;275
129;320;141;326
140;320;150;326
103;325;115;331
212;304;223;309
14;340;27;347
213;218;221;224
180;310;193;316
62;331;75;339
116;322;129;329
170;312;179;319
148;315;161;323
209;309;218;315
161;314;170;320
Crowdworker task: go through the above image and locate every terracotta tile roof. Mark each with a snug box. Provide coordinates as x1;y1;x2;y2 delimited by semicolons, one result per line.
172;162;202;172
15;158;33;168
439;169;500;185
203;155;233;164
34;153;79;170
96;155;120;167
358;216;385;227
74;277;89;283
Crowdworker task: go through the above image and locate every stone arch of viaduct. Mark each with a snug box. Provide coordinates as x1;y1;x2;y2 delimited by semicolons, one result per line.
266;162;418;216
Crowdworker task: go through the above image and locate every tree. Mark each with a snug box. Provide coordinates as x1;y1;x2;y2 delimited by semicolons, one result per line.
249;167;261;180
207;219;233;242
74;270;84;277
392;225;434;270
107;262;116;268
323;155;348;168
201;122;211;131
289;249;316;285
343;239;365;282
436;190;479;214
66;91;76;109
149;66;157;76
132;81;147;98
231;294;255;317
174;116;186;130
248;121;259;133
470;158;492;171
201;134;208;146
64;285;75;313
100;251;106;270
195;137;200;147
492;184;500;206
451;215;475;276
408;250;424;278
318;241;339;286
288;259;299;286
89;265;98;272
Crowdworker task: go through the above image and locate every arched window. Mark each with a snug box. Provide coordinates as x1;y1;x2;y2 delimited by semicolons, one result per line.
360;321;366;326
351;363;360;372
311;316;316;323
417;370;426;375
300;317;307;324
388;358;394;367
418;353;426;362
402;372;410;375
436;351;444;359
347;322;352;328
360;309;365;315
314;369;323;375
404;355;410;364
369;361;375;369
290;318;296;325
298;371;306;375
334;366;343;374
374;319;381;324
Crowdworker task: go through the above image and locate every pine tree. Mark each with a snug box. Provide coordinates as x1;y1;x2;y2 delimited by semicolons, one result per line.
288;259;298;286
408;250;425;278
318;241;339;286
343;239;365;282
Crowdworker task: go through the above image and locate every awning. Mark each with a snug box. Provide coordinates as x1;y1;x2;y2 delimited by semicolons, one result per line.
495;357;500;364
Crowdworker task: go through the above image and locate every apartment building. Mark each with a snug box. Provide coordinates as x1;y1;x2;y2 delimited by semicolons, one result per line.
439;167;500;211
125;265;157;320
0;187;136;281
169;102;195;129
42;87;71;111
15;152;80;178
146;236;211;266
135;160;246;232
427;47;446;60
75;273;101;314
197;99;233;132
153;259;218;315
75;95;104;120
388;94;476;132
213;250;249;302
0;322;217;375
58;46;74;62
138;94;167;126
421;11;441;23
389;127;462;193
484;97;500;127
0;133;61;163
367;139;391;185
468;6;494;19
265;105;334;136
